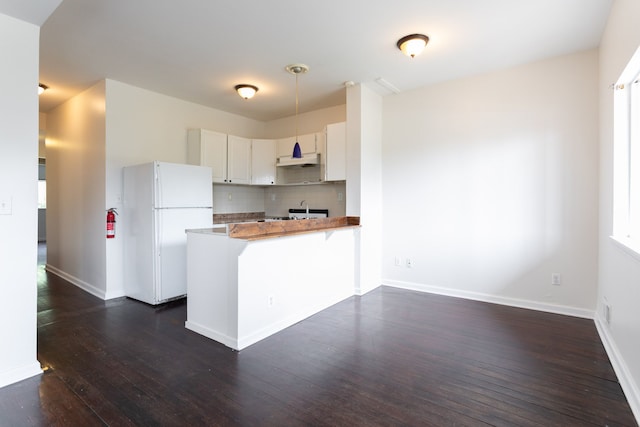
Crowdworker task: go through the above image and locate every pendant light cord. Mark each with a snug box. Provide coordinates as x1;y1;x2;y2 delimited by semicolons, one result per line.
295;71;299;142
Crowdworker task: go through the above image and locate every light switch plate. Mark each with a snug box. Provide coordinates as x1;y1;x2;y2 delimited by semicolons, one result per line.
0;197;12;215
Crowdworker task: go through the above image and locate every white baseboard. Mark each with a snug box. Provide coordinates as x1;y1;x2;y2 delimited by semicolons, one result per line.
0;361;42;389
382;279;594;319
185;321;238;350
187;293;353;351
45;264;107;300
595;315;640;424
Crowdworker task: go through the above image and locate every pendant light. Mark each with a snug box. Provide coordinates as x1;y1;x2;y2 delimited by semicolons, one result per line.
285;63;309;158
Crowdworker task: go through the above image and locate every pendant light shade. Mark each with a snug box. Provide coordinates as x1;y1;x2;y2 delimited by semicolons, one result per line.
396;34;429;58
285;64;309;158
38;83;48;95
235;84;258;99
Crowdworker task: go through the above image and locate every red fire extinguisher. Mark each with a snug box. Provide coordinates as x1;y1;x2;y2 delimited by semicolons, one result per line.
106;208;118;239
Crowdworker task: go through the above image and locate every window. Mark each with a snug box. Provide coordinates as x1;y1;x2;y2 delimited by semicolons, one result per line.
613;45;640;255
37;180;46;209
38;159;46;209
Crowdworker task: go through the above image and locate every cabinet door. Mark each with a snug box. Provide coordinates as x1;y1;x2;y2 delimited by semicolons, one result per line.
276;133;316;157
202;130;228;183
188;129;227;183
276;136;296;157
227;135;251;184
251;139;276;185
298;133;316;154
325;122;346;181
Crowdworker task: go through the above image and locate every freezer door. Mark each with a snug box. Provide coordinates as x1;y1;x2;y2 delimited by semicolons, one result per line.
155;162;213;208
156;207;213;302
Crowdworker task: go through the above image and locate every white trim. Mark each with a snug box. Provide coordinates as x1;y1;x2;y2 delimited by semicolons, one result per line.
45;264;107;300
382;279;594;319
0;361;42;389
610;235;640;262
595;315;640;424
354;283;381;297
185;321;238;350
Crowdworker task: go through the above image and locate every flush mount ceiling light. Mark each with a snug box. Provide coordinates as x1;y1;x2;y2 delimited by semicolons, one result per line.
234;84;258;99
38;83;48;95
285;64;309;158
396;34;429;58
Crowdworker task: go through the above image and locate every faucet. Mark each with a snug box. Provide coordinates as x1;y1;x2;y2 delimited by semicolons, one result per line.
300;200;309;219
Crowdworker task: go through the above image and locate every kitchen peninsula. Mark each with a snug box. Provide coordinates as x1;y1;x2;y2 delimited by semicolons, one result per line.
185;217;360;350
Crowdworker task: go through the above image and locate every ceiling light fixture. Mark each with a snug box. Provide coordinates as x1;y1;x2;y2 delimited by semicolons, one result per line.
285;63;309;158
38;83;48;95
234;84;258;99
396;34;429;58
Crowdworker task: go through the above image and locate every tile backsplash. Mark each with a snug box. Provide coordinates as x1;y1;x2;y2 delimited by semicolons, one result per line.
212;185;265;214
264;182;346;217
212;182;347;217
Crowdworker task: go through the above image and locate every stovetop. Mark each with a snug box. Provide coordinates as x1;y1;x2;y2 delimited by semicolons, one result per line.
288;208;329;219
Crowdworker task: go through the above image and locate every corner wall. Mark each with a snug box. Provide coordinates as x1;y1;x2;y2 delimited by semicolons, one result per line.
597;0;640;419
346;84;383;295
46;81;108;298
381;50;600;318
0;13;42;387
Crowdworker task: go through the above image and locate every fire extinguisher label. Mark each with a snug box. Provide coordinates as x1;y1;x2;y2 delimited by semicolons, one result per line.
106;208;117;239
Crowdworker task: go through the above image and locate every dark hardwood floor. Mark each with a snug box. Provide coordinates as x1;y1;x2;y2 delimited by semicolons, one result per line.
0;245;636;426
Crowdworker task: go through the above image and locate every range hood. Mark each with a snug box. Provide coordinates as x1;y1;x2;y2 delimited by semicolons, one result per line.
277;152;319;167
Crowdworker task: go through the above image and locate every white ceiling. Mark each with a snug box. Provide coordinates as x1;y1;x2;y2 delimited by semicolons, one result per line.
36;0;612;121
0;0;62;26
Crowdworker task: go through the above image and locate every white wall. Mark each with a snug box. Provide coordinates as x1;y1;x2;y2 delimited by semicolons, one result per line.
0;13;42;387
346;84;383;295
597;0;640;419
382;50;600;317
262;104;346;138
46;81;108;298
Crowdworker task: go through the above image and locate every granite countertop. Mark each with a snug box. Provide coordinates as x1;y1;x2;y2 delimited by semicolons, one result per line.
226;216;360;241
212;212;265;224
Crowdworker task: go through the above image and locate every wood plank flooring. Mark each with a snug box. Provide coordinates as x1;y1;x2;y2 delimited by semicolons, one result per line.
0;247;636;426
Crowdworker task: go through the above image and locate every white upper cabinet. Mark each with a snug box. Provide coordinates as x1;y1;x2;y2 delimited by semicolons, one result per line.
226;135;251;184
251;139;276;185
187;130;251;184
187;129;227;183
325;122;346;181
276;133;316;157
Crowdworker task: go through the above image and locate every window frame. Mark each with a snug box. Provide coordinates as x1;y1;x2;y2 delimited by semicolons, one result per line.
612;45;640;259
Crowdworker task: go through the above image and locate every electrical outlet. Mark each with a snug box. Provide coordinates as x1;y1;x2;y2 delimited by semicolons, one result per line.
406;258;413;268
394;256;401;267
227;192;232;201
271;193;276;202
551;273;561;286
268;295;274;307
338;192;344;202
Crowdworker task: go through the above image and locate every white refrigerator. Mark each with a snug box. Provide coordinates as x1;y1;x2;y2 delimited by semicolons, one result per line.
122;161;213;305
